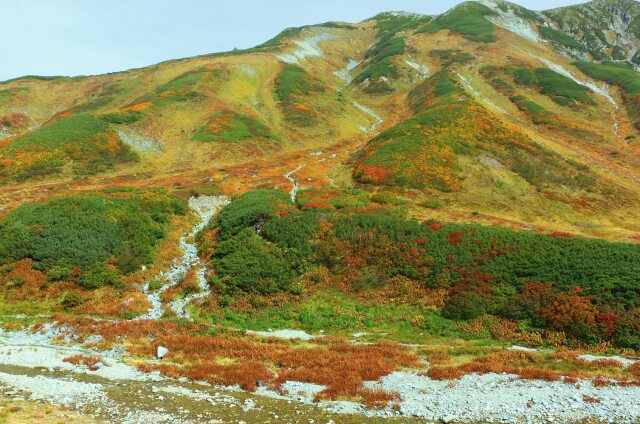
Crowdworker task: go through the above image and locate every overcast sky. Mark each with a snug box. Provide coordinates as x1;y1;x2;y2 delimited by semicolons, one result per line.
0;0;587;81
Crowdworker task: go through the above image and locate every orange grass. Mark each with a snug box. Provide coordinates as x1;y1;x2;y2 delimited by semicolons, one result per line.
360;389;400;410
425;349;640;386
58;318;420;401
63;354;103;371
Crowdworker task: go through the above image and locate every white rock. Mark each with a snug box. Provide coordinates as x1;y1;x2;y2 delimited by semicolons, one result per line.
156;346;169;360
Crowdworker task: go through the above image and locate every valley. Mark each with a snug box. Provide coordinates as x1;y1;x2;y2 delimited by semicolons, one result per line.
1;0;640;422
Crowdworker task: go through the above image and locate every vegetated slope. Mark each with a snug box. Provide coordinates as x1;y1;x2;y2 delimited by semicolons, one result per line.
201;189;640;349
354;67;633;219
0;1;639;319
0;190;185;314
0;113;137;181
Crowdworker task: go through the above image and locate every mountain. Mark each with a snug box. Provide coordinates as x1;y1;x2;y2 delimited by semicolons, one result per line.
1;3;640;422
2;0;639;242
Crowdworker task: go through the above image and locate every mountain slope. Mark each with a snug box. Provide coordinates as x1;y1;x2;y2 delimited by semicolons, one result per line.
0;0;639;242
1;3;640;420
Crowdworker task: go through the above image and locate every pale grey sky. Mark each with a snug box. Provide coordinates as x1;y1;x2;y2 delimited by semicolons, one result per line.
0;0;587;81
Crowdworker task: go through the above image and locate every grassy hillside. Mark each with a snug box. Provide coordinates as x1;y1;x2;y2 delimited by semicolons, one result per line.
274;64;325;126
0;113;137;181
574;61;640;130
354;69;617;211
193;110;279;143
1;5;640;417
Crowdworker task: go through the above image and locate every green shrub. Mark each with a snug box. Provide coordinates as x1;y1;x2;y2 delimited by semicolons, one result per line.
512;68;537;86
156;69;204;94
539;26;587;53
274;64;324;125
371;192;409;205
354;12;430;88
509;67;592;105
77;265;122;289
212;228;296;294
574;62;640;97
208;190;640;346
100;110;142;124
574;61;640;129
61;292;81;310
0;192;185;289
262;212;320;255
533;68;592;104
46;265;74;283
442;292;488;320
216;190;293;238
429;50;474;66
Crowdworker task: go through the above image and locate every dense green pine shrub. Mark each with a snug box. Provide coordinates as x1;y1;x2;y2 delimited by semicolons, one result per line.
0;193;185;288
209;189;640;346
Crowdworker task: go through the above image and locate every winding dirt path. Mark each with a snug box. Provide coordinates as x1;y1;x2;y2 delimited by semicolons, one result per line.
284;164;305;203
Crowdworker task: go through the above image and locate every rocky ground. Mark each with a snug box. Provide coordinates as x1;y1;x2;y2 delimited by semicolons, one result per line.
0;323;639;423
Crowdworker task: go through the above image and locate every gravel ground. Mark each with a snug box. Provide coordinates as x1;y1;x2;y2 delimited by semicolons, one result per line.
246;329;317;341
369;371;640;423
2;323;640;423
117;130;163;153
169;196;230;320
138;195;228;320
0;372;108;410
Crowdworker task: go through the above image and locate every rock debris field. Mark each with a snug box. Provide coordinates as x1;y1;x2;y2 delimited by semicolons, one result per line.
0;323;639;423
